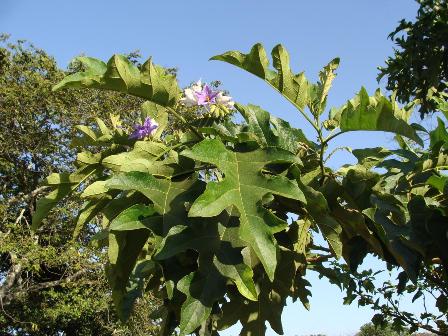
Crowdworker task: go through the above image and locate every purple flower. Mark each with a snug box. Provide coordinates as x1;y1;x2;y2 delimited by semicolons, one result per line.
195;85;219;106
129;117;158;140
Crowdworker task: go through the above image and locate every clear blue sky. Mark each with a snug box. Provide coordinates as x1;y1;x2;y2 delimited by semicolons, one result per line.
1;1;424;335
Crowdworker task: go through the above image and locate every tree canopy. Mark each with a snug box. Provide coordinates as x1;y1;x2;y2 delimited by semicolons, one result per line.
378;0;448;117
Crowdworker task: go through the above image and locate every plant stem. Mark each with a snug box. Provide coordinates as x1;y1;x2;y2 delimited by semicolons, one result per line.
166;106;204;140
154;142;184;161
171;164;217;179
317;130;327;185
264;81;320;133
322;130;346;146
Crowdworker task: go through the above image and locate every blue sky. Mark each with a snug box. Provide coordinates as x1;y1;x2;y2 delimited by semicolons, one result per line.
1;1;425;335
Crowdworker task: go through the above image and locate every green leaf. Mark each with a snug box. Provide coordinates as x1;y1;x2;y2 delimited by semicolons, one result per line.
106;172;204;235
363;207;420;280
117;259;156;322
106;229;151;321
95;117;112;137
430;117;448;149
32;165;99;230
76;150;102;165
74;195;117;239
102;141;193;178
32;186;74;230
81;180;109;198
195;118;245;143
75;56;107;73
309;58;340;116
270;114;314;150
211;43;313;112
182;138;306;281
236;104;277;148
156;214;257;301
74;125;100;145
236;103;311;153
101;192;148;227
177;271;227;335
300;183;343;258
433;96;448;121
340;165;381;210
141;101;169;138
332;206;384;260
333;88;423;145
291;219;312;255
426;175;448;193
44;172;90;185
110;204;157;231
351;147;392;169
219;284;286;336
54;55;179;107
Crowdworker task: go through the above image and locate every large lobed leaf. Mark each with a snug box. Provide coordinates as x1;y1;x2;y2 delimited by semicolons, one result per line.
330;88;423;145
53;55;179;107
106;172;204;235
211;43;338;116
182;138;306;281
32;164;100;230
159;215;257;335
236;103;313;152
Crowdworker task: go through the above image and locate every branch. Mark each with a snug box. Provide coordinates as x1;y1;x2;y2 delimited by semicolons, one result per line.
25;269;95;292
0;253;23;305
306;254;332;263
5;186;49;206
352;281;444;335
166;106;204;140
310;244;331;253
2;267;102;304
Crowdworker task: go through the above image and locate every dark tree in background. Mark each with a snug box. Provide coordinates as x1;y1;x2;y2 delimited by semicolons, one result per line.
0;35;160;336
378;0;448;117
356;322;413;336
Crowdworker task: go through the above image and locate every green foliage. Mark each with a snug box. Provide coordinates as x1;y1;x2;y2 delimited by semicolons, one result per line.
319;95;448;335
329;87;422;145
0;36;160;335
183;138;306;281
32;42;448;336
378;0;448;116
210;44;338;119
53;54;180;107
356;322;412;336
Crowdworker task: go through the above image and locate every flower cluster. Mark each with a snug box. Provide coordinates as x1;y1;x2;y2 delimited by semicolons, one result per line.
129;117;158;140
180;80;234;117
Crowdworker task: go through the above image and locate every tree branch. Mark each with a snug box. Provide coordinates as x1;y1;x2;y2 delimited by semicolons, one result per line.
5;185;49;206
2;267;102;304
0;253;23;305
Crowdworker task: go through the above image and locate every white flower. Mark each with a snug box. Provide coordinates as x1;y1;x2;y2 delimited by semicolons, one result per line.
180;88;198;106
179;80;235;111
191;80;203;93
215;92;235;108
179;80;203;107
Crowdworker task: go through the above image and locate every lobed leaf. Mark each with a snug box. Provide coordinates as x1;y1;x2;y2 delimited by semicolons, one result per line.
211;44;313;113
54;55;179;107
331;88;423;145
32;165;99;230
182;138;306;281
